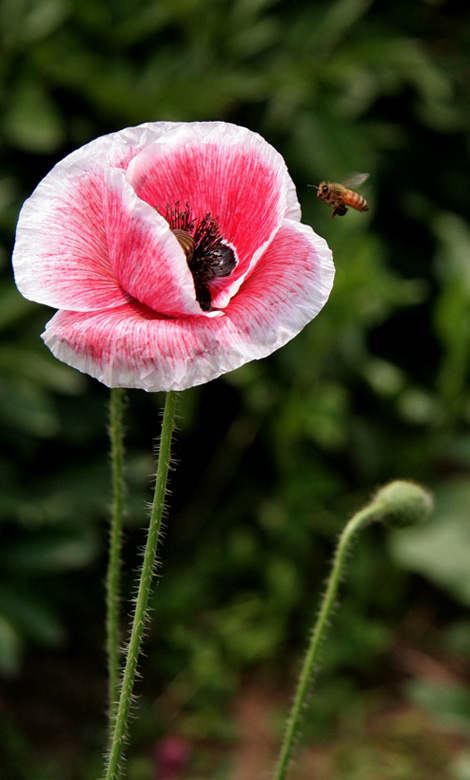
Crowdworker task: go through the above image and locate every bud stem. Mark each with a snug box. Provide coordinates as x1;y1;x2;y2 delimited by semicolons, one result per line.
273;481;432;780
273;505;373;780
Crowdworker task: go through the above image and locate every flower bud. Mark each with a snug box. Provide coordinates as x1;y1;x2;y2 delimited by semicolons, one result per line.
372;480;433;528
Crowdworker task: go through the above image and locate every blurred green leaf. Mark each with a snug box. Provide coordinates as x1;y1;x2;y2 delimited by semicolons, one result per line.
0;0;68;49
0;283;38;331
0;585;65;645
3;78;65;152
0;614;22;676
0;529;99;573
0;344;84;392
405;678;470;735
452;751;470;780
0;376;59;436
433;213;470;406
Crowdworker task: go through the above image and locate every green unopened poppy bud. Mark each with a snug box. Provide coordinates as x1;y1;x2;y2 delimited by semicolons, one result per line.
371;480;433;529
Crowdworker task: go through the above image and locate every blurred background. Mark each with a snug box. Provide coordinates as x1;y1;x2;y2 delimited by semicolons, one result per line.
1;0;470;778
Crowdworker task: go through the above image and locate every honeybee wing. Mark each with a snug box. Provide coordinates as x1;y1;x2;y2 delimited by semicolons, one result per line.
341;172;369;189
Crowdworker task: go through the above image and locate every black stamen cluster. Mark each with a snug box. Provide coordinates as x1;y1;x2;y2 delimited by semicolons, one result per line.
161;202;236;311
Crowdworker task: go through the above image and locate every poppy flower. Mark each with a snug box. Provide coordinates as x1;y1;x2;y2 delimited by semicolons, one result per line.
12;122;334;392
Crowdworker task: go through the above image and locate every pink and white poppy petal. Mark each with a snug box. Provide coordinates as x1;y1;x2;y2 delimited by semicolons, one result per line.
12;166;132;312
41;220;333;392
12;121;197;312
104;168;202;316
42;305;230;392
126;123;301;294
222;219;334;350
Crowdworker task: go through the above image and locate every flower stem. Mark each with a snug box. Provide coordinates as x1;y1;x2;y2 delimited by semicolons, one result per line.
106;388;126;725
273;503;379;780
273;480;432;780
105;390;178;780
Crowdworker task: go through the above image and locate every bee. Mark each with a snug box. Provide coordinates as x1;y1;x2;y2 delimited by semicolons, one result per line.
310;173;369;219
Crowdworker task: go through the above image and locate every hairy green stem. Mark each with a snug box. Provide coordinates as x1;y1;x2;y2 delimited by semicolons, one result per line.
273;504;377;780
106;388;125;725
274;480;432;780
104;390;178;780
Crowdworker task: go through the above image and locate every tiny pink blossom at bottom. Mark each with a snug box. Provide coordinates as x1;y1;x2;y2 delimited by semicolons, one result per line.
154;736;192;780
12;121;334;392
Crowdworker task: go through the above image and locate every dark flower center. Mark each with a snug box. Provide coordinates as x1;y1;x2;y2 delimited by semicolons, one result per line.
160;202;236;311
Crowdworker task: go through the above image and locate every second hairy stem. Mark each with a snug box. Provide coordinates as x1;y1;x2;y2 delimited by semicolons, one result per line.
274;505;377;780
105;390;178;780
273;479;432;780
107;387;125;724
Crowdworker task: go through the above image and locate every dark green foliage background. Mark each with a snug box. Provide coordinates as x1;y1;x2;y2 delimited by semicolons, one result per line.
1;0;470;777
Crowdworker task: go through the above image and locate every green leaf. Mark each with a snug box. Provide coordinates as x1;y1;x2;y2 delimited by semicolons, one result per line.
0;586;65;645
406;678;470;735
0;528;99;574
0;614;22;676
3;78;65;153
